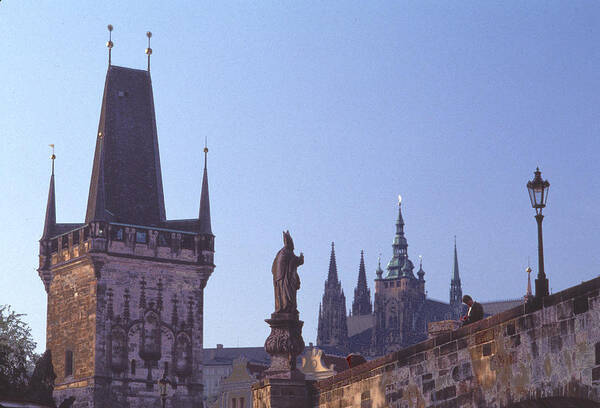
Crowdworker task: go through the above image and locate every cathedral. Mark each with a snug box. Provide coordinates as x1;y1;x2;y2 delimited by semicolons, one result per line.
316;197;519;357
37;38;214;407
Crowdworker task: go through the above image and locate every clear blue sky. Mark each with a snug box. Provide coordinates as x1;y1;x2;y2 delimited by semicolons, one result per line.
1;1;599;352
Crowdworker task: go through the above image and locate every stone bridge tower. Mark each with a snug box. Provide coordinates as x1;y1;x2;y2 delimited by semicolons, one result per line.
37;59;214;407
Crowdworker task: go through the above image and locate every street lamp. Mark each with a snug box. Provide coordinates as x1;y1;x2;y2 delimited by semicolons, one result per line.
526;167;550;298
158;372;172;408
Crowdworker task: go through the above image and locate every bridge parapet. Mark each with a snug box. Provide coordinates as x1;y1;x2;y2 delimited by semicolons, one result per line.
311;276;600;407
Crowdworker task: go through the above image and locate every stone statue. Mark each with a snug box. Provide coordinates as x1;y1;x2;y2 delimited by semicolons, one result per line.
272;230;304;314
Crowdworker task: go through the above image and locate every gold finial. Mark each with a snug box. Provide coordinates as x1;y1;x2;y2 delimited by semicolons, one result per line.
49;144;56;175
398;194;402;205
526;266;532;273
204;136;208;153
107;24;114;66
145;31;153;72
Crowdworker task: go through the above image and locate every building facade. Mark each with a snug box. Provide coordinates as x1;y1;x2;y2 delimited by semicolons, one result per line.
37;62;214;407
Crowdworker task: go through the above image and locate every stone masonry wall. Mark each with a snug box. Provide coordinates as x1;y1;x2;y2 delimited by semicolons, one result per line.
48;259;97;407
312;276;600;407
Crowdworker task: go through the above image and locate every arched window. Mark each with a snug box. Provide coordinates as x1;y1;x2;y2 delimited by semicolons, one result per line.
131;359;136;375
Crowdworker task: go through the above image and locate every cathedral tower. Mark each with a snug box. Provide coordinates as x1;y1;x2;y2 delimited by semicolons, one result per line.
372;196;426;355
317;243;348;349
351;251;372;316
38;46;214;407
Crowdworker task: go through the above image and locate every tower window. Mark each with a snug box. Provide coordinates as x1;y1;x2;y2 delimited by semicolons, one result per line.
131;359;136;375
65;350;73;377
164;361;169;375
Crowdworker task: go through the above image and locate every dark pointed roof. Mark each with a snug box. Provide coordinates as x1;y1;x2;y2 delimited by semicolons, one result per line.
86;65;166;226
198;148;212;234
452;237;460;283
356;251;368;291
41;172;56;239
327;242;339;284
352;250;372;316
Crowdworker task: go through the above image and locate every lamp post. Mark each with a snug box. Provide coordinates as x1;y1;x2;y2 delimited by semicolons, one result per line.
158;373;171;408
526;167;550;298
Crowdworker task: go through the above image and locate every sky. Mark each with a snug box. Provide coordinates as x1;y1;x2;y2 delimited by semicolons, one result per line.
0;1;599;353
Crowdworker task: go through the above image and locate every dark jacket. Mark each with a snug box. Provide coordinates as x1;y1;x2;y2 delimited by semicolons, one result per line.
462;302;484;326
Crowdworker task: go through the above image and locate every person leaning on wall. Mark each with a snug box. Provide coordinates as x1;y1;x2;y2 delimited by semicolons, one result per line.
460;294;483;326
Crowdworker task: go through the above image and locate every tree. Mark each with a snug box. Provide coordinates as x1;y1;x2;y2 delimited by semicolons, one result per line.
26;350;56;406
0;305;37;399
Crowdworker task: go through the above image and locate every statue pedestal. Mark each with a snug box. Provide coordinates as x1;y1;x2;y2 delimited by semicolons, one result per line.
252;377;313;408
263;313;305;380
254;313;310;407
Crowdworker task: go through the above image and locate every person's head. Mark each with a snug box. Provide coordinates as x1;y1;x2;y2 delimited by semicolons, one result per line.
462;295;473;306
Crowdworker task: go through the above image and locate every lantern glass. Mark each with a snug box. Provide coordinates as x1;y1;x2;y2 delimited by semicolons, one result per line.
526;168;550;212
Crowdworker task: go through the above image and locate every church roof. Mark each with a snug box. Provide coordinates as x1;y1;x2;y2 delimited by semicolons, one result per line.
86;65;166;226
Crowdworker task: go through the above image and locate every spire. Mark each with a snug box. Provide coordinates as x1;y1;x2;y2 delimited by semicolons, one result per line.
452;236;460;282
145;31;152;72
86;64;166;225
525;266;533;301
106;25;114;67
42;145;56;239
356;251;367;290
327;242;339;284
352;250;372;316
386;195;412;279
198;142;212;234
450;236;463;307
375;254;383;279
396;194;405;233
417;255;425;280
317;243;349;347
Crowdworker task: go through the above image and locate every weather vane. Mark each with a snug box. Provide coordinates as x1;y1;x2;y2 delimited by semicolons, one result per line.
107;24;114;66
145;31;153;72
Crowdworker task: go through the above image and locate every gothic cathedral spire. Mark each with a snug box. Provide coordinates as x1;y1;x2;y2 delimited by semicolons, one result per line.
317;242;348;349
449;236;463;317
352;251;372;316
